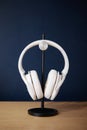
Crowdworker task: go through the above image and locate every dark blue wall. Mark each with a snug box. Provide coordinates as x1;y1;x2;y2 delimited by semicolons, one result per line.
0;0;87;101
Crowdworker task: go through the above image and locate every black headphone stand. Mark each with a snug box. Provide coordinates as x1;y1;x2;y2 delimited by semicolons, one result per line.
28;34;58;117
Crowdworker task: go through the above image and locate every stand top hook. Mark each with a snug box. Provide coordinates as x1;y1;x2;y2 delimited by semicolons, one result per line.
39;33;48;51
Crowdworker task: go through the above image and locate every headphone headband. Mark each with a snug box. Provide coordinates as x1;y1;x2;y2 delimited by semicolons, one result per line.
18;40;69;76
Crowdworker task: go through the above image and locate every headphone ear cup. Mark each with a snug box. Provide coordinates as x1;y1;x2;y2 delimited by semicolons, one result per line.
25;71;43;100
50;72;66;100
30;70;43;100
25;73;37;100
44;69;57;100
50;72;60;100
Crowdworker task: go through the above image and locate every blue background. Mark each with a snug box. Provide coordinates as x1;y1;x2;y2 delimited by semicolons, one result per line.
0;0;87;101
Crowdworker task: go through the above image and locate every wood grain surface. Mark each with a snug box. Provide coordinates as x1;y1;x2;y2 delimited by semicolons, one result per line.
0;102;87;130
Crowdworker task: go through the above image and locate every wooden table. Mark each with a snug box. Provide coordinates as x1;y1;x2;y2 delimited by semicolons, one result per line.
0;102;87;130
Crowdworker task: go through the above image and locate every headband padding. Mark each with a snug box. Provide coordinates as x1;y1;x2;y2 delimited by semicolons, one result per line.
30;70;43;99
44;69;57;99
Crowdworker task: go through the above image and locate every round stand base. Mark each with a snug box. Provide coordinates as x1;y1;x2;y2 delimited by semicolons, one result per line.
28;108;58;117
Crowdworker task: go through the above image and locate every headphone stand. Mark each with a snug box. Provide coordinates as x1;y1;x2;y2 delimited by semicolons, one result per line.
28;34;58;117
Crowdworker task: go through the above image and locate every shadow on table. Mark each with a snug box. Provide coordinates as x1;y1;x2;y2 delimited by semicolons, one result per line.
45;102;87;113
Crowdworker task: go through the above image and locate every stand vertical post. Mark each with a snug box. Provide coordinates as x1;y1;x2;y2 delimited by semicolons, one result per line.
41;34;45;109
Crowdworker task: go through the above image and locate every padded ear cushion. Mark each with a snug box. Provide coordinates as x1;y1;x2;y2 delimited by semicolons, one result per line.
25;73;36;100
50;73;60;100
44;69;58;99
30;70;43;99
51;74;66;100
25;70;43;100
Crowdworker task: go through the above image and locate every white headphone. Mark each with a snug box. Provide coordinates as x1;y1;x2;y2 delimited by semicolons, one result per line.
18;40;69;100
